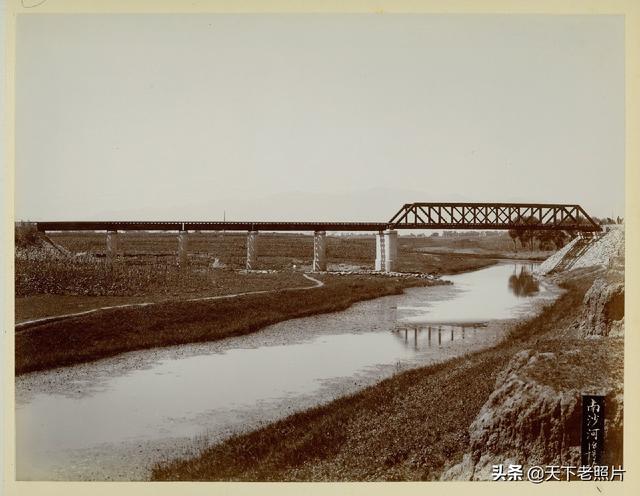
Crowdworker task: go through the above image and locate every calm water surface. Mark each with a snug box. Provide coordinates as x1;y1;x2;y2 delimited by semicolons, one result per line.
15;262;558;480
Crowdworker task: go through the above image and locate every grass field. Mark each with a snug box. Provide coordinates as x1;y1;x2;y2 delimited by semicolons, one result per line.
16;231;520;320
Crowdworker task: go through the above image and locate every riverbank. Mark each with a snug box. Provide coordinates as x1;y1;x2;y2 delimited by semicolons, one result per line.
15;274;446;375
417;248;552;262
152;266;617;481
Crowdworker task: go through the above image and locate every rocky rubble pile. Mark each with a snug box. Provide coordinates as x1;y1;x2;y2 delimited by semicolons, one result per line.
536;228;624;275
328;269;441;281
572;228;624;270
535;237;580;275
14;234;71;261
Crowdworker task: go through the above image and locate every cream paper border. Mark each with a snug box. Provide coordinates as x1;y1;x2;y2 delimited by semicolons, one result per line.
2;1;638;495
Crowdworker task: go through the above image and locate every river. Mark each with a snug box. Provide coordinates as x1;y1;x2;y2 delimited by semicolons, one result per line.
15;261;561;480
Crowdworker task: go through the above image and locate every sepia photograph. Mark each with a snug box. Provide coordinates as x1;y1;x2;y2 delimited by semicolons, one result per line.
3;0;637;492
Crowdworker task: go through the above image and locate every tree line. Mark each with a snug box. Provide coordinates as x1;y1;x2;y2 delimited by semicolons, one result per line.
508;228;570;251
507;215;622;252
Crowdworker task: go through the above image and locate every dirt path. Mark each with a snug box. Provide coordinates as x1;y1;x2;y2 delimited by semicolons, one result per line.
15;273;324;331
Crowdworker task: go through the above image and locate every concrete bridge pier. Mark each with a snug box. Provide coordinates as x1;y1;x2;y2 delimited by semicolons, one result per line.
313;230;327;272
384;229;398;272
375;229;398;272
106;230;119;261
246;230;259;270
375;231;385;271
178;230;189;267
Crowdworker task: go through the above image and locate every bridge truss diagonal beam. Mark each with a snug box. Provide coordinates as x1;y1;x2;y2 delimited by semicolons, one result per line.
387;203;600;232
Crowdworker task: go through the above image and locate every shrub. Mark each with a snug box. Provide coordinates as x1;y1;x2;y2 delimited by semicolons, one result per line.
15;222;39;248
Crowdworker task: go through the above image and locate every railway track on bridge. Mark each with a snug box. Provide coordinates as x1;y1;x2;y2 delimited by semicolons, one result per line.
35;203;600;233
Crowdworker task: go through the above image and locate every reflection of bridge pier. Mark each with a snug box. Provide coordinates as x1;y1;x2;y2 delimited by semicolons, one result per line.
392;322;491;350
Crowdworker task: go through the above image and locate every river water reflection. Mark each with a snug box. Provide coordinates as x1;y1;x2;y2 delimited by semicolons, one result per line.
15;261;558;480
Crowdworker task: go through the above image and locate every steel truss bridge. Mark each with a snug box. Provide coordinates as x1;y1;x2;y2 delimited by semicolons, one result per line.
387;203;600;232
35;203;601;233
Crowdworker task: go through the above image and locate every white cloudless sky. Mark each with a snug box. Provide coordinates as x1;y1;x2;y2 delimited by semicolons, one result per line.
15;14;624;221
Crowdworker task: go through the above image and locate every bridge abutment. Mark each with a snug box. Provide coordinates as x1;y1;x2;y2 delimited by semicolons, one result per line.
178;230;189;267
246;230;259;270
106;230;119;261
313;231;327;272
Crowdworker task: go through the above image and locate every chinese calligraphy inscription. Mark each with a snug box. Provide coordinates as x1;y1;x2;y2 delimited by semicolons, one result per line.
581;395;605;466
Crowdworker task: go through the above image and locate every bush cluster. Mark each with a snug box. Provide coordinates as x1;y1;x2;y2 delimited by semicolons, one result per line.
15;222;40;248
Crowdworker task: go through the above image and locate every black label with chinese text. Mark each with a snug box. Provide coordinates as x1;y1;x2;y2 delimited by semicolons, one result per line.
581;395;605;466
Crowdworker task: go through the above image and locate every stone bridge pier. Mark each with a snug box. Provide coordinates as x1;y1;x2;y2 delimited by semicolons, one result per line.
106;230;119;261
178;230;189;267
246;230;259;270
313;231;327;272
375;229;398;272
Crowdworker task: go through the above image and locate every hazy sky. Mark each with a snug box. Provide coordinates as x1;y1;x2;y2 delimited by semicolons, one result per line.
16;14;624;221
